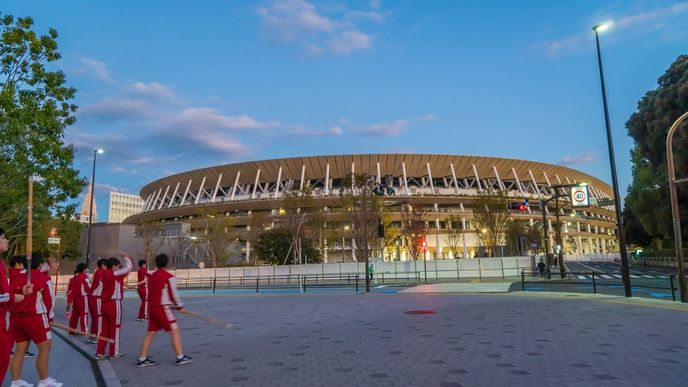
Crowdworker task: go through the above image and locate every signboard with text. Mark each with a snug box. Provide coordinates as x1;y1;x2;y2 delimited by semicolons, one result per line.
571;186;590;208
48;237;60;245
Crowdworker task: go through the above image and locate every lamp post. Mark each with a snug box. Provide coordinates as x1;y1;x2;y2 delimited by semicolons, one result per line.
593;23;632;298
85;148;104;270
666;112;688;302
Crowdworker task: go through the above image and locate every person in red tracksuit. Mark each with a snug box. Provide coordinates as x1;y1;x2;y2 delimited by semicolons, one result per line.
136;260;149;321
95;254;132;360
8;256;36;360
67;264;90;335
9;253;62;387
136;253;191;368
0;228;30;386
87;258;107;343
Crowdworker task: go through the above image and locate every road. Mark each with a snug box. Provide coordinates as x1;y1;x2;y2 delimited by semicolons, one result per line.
516;261;682;301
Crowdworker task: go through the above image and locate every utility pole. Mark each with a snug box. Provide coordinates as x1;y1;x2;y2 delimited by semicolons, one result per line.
362;185;370;293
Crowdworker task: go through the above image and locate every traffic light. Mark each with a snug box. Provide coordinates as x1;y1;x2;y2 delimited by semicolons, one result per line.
421;239;427;253
508;200;529;212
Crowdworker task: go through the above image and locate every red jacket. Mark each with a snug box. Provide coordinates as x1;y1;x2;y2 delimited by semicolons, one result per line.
89;269;104;298
100;258;132;303
148;269;183;309
137;267;148;289
10;269;54;321
68;273;90;302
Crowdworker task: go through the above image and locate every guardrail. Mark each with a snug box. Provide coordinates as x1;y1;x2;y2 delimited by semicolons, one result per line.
520;269;680;301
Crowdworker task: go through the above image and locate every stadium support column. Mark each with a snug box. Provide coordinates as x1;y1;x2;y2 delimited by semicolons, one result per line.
402;162;409;195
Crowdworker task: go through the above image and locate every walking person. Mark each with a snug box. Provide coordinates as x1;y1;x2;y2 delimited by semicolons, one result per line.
9;253;62;387
536;259;547;279
136;260;149;321
368;263;374;283
136;253;192;368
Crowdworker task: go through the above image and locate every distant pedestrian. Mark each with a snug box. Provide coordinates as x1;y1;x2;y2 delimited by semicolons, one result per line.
536;259;547;278
136;260;149;321
368;263;374;283
67;264;90;335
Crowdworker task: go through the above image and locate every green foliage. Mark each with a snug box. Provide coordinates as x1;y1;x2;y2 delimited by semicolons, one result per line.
34;217;82;260
624;55;688;246
254;227;321;265
0;15;85;251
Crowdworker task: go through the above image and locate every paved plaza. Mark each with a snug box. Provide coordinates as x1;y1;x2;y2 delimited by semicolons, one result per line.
45;290;688;386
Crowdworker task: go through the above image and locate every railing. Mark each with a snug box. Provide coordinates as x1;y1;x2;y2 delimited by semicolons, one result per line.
630;256;688;269
521;269;680;301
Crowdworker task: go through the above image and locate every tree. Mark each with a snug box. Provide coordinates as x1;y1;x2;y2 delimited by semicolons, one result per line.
202;214;235;268
280;186;315;265
254;227;320;265
339;174;388;262
624;55;688;247
245;211;268;265
0;15;85;251
34;217;82;260
471;190;512;257
446;215;464;259
399;202;428;261
137;220;164;266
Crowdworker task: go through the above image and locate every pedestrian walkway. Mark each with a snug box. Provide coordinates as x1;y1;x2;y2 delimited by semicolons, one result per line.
2;329;98;387
50;289;688;387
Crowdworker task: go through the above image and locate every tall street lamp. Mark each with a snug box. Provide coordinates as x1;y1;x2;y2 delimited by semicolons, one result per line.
85;148;104;270
592;22;632;297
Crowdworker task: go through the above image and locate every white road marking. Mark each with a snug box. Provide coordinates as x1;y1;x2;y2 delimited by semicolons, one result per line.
601;275;612;279
613;274;622;278
577;275;587;279
641;275;655;279
630;274;640;278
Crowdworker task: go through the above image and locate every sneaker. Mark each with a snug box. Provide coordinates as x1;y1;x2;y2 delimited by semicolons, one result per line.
94;354;106;360
136;357;157;368
136;318;144;321
175;355;193;366
37;378;62;387
25;351;36;358
9;380;33;387
88;337;98;344
108;353;124;359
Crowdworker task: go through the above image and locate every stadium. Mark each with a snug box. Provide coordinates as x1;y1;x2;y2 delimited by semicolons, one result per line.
124;154;618;263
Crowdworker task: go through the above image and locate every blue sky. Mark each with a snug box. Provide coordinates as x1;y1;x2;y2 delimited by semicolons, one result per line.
4;0;688;221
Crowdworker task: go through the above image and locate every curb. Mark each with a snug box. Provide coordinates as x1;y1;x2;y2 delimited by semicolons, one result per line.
51;329;122;387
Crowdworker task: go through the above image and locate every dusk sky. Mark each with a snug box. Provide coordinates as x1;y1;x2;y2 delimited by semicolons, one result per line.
4;0;688;221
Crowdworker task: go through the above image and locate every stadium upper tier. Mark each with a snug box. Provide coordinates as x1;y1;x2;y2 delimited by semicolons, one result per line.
125;154;614;224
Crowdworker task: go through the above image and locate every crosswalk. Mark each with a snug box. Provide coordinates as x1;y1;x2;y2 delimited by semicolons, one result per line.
573;274;668;280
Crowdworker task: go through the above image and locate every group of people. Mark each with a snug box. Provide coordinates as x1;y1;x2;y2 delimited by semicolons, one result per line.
0;227;193;387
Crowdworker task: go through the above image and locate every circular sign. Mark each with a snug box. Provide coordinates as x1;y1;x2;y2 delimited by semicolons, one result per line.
573;190;586;203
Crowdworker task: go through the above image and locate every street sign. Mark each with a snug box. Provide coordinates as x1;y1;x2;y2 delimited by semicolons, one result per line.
570;186;590;208
48;237;60;245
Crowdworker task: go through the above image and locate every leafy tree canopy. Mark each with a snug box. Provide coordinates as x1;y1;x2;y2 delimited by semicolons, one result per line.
624;55;688;246
0;15;84;253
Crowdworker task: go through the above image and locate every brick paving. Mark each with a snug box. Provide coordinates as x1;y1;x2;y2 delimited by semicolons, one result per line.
59;291;688;386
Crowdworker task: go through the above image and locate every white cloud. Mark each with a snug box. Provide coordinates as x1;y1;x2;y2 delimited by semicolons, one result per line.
77;57;114;83
531;3;688;56
330;126;342;135
361;119;407;136
171;108;277;131
256;0;379;55
128;81;180;103
415;114;435;122
559;152;598;166
328;30;372;55
112;166;126;173
79;97;154;121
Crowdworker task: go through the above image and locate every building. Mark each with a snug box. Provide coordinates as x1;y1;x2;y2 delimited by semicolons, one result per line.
78;182;98;224
124;154;619;263
108;191;144;223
